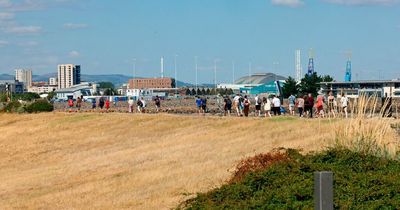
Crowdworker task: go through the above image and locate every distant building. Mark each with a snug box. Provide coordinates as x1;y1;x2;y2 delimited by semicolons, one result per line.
128;77;175;89
15;69;32;89
320;80;400;98
218;73;286;91
55;82;97;100
0;80;24;94
49;77;57;86
57;64;81;89
28;85;57;94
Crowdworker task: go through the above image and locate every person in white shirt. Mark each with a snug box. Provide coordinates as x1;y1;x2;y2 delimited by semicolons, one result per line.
233;94;241;116
263;97;272;117
140;97;146;113
128;97;134;113
340;93;349;118
272;95;281;116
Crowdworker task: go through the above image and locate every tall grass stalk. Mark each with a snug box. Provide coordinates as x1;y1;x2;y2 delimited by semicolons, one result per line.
334;94;399;159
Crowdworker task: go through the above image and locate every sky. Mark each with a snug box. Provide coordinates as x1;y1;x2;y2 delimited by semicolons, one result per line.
0;0;400;84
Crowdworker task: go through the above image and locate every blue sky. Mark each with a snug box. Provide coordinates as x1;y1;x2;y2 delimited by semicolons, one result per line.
0;0;399;83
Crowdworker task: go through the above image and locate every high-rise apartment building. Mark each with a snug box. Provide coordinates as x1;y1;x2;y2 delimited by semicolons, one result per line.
15;69;32;88
57;64;81;89
49;77;57;86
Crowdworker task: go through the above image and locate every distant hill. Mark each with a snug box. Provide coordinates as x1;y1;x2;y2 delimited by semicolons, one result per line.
0;74;14;80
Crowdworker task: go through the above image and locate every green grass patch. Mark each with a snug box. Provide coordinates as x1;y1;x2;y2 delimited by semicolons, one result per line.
179;148;400;209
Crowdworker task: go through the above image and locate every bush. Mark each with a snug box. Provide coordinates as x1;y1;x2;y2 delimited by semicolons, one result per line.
1;101;21;113
25;100;54;113
12;93;40;102
179;149;400;209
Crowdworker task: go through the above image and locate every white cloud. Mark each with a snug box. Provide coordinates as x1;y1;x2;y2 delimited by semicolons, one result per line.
4;25;42;34
271;0;304;7
324;0;400;5
0;40;9;47
0;12;14;20
69;50;80;58
63;23;88;30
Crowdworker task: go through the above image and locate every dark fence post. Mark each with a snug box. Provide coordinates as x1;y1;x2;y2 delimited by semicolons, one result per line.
314;171;333;210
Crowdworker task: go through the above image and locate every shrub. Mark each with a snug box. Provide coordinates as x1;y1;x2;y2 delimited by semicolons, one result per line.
179;149;400;209
12;93;40;102
25;100;54;113
1;101;21;113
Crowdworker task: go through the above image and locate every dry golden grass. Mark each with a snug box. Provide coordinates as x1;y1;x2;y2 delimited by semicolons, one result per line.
0;113;347;209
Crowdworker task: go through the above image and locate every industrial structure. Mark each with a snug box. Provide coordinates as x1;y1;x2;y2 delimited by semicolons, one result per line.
295;50;302;82
218;73;286;91
344;51;352;82
307;49;315;76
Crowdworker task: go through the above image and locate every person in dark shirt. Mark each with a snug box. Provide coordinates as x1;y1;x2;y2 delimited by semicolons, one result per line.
307;93;314;118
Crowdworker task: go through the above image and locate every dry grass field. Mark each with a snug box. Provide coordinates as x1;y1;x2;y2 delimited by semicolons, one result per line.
0;113;347;209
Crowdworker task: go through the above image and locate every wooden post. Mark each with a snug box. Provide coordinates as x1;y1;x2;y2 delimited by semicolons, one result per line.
314;171;333;210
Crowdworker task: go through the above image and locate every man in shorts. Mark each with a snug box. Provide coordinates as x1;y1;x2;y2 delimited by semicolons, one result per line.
254;94;262;117
288;94;296;116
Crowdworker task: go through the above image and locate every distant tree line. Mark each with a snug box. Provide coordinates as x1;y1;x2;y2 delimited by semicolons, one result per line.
282;73;334;98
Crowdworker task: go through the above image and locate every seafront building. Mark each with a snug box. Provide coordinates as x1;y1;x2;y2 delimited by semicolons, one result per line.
55;82;97;100
57;64;81;89
320;80;400;98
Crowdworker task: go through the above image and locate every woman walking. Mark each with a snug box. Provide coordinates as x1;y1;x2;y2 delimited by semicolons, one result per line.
327;91;336;118
243;95;251;117
263;97;272;118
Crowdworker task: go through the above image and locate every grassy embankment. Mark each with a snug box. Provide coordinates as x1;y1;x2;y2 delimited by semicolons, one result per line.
181;96;400;209
0;112;333;209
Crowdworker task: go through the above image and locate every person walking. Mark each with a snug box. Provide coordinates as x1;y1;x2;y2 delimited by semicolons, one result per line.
154;95;161;113
136;98;143;113
224;96;232;116
201;97;207;115
195;96;202;115
233;94;241;116
297;95;305;117
327;91;336;118
68;98;74;112
272;95;281;116
140;97;146;113
254;94;262;117
76;96;82;111
263;97;272;118
128;97;134;113
99;97;105;111
307;93;314;118
340;93;349;118
91;98;97;110
105;98;110;112
243;95;251;117
316;93;325;118
288;94;296;116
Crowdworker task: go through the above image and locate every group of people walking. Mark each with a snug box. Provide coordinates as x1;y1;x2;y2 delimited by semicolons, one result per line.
220;94;285;117
218;92;350;119
64;93;350;118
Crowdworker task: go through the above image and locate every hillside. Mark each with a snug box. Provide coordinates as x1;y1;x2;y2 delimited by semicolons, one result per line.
0;113;335;209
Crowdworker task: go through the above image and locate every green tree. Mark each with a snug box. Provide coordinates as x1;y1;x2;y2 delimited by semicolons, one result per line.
98;82;115;89
226;89;234;95
321;75;334;82
206;89;211;95
47;91;56;101
191;89;197;96
13;93;40;102
298;73;334;96
185;89;191;96
282;76;299;98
